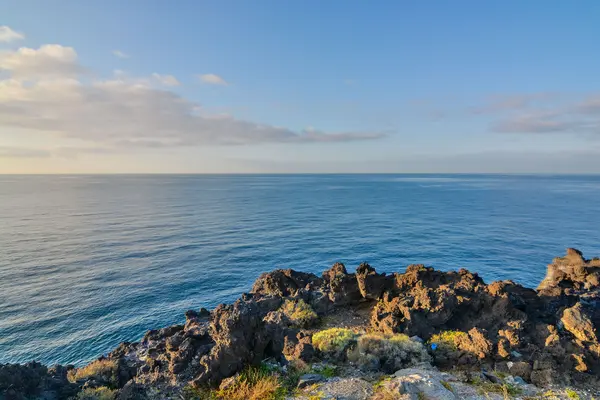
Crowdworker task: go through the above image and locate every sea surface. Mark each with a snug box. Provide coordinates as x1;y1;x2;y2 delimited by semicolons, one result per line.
1;174;600;366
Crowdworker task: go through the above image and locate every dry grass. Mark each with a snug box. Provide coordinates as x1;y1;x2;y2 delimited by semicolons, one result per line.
280;299;318;328
312;328;356;354
76;387;116;400
215;366;285;400
370;387;400;400
347;333;430;373
67;359;118;387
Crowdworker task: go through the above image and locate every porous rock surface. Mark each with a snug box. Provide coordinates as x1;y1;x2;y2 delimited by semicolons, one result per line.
2;249;599;399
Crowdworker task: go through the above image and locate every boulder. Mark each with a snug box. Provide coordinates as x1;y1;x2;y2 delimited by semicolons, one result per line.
355;262;393;300
561;302;598;343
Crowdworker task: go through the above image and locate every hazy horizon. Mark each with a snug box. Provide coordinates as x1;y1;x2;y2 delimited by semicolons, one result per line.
2;1;600;173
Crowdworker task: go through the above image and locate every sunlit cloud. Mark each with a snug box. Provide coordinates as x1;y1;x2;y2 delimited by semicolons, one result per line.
198;73;228;86
0;26;24;43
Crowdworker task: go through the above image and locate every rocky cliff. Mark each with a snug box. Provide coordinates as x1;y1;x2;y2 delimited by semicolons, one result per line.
2;249;600;400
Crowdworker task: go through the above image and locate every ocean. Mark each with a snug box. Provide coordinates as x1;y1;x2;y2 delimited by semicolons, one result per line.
1;174;599;366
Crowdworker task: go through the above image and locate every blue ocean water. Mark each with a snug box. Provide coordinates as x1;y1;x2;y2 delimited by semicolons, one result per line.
1;174;600;367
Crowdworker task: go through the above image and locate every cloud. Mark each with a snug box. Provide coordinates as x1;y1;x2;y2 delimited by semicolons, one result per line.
152;73;180;86
0;44;85;79
0;26;24;43
198;73;228;86
0;43;384;158
0;146;51;158
471;93;558;114
469;92;600;135
575;96;600;115
112;50;130;59
491;112;580;133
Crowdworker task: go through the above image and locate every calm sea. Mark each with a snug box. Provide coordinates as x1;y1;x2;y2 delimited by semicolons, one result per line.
1;174;599;366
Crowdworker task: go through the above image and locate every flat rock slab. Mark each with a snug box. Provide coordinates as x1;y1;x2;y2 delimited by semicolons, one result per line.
297;377;373;400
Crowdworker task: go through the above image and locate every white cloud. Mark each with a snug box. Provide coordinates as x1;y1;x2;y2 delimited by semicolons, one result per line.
198;73;228;86
0;26;24;43
0;43;384;159
152;73;180;86
112;50;130;59
0;44;84;79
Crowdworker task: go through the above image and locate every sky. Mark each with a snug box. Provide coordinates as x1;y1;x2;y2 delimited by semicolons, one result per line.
1;0;600;174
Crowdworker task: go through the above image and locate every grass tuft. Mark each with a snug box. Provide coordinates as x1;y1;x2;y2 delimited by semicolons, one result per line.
280;299;318;328
67;359;118;387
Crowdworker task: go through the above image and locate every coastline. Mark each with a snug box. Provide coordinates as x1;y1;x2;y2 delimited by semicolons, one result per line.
2;248;600;400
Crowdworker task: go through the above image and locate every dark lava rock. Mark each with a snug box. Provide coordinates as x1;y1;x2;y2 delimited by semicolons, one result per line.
0;362;78;400
356;262;393;300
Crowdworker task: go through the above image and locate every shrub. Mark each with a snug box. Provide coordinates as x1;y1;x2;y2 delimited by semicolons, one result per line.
76;387;116;400
565;389;581;400
67;359;118;387
215;366;286;400
280;299;318;328
347;333;430;373
311;328;356;354
428;330;469;350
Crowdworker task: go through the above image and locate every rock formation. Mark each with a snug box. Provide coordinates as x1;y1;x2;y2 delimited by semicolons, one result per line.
2;249;599;399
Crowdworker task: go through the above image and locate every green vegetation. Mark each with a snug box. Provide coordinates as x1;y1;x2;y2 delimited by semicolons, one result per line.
347;333;430;372
280;299;318;328
67;359;118;388
428;330;469;350
76;387;116;400
440;380;454;393
565;389;581;400
183;365;289;400
311;328;356;354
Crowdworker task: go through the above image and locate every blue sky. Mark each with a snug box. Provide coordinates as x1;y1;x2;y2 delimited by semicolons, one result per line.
1;0;600;173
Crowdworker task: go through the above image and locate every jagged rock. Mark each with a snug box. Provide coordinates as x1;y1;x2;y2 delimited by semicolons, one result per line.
251;269;323;296
538;248;600;292
7;249;600;397
561;302;598;343
0;362;78;400
117;382;148;400
355;262;393;300
322;263;363;305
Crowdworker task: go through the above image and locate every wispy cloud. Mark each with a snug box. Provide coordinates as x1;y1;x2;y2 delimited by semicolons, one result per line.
0;26;24;43
0;37;385;159
198;73;228;86
112;50;130;59
151;73;180;86
0;146;51;158
468;92;600;135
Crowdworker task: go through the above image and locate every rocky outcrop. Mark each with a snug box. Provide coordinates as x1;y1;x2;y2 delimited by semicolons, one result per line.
2;248;600;399
538;248;600;293
0;362;78;400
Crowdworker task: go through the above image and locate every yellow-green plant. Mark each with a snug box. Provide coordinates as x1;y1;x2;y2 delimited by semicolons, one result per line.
311;328;356;354
280;299;318;328
428;330;469;350
67;359;118;387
